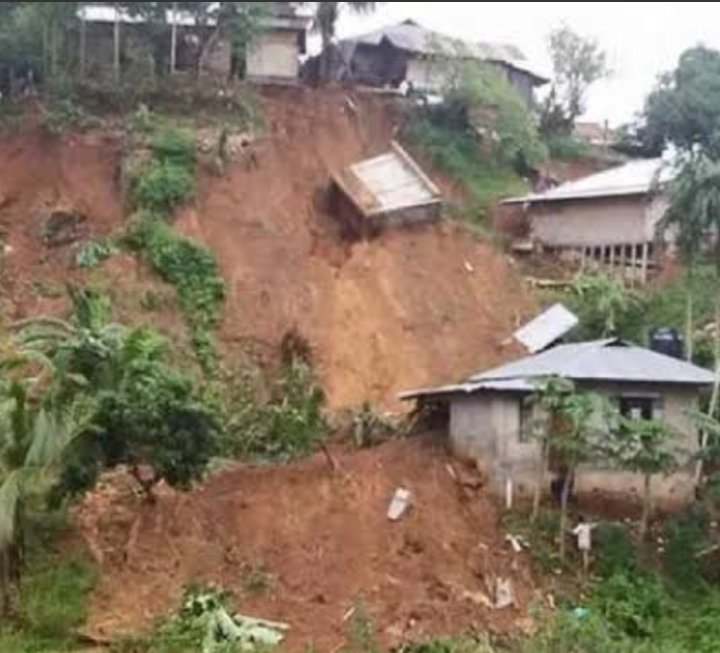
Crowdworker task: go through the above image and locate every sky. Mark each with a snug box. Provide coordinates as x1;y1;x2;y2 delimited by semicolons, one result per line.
334;2;720;127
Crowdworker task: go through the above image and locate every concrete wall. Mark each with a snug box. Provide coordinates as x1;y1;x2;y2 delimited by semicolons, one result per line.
574;381;699;508
530;195;653;247
450;394;541;495
247;30;300;81
449;383;701;508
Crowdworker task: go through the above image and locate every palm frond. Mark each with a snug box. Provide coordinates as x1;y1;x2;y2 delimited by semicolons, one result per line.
24;397;98;470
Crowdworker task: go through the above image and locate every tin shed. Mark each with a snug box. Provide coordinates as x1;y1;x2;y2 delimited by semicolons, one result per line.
331;142;443;236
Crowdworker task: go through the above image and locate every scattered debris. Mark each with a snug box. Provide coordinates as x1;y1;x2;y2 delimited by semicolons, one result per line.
387;487;413;521
330;141;443;237
183;592;289;653
41;208;88;248
464;261;475;273
512;303;579;354
505;534;526;554
462;589;494;610
494;578;515;610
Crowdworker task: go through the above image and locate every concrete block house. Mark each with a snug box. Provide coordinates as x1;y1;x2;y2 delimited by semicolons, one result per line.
401;339;714;508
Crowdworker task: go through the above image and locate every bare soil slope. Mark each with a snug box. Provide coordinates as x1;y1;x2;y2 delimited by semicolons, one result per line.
178;88;535;410
77;436;538;652
0;128;123;318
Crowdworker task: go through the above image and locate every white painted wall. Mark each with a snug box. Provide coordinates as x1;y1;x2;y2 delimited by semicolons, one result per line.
247;31;300;80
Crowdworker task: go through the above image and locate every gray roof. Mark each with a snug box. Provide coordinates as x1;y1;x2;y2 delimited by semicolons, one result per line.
503;158;673;205
400;339;715;401
342;20;548;84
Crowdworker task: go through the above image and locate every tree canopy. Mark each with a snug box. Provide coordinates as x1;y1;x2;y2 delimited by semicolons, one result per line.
540;25;609;135
642;46;720;156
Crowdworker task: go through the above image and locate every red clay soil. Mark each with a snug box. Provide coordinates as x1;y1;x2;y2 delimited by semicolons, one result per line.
0;127;124;319
178;88;536;411
77;436;539;651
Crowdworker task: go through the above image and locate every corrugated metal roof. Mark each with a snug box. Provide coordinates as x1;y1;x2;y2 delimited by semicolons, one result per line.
400;339;715;401
333;142;442;217
514;304;579;353
471;339;715;386
79;2;310;29
342;20;548;84
399;378;534;401
504;158;674;204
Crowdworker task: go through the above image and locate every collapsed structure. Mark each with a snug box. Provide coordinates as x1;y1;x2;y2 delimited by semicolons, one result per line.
330;141;443;236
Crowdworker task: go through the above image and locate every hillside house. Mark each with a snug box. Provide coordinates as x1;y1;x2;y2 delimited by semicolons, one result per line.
78;2;309;83
503;159;674;281
246;3;310;83
401;339;714;508
336;20;548;107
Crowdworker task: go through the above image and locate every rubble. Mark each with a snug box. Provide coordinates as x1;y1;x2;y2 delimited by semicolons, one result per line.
388;487;413;521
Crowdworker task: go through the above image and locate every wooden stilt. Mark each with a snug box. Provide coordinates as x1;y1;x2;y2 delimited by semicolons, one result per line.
641;242;650;284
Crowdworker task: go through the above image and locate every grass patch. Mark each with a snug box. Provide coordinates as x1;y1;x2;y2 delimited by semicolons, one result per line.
545;133;593;161
0;523;97;653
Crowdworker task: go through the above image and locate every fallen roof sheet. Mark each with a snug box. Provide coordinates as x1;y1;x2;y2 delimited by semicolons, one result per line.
341;20;549;84
333;142;442;217
503;158;674;205
400;339;715;401
514;304;579;354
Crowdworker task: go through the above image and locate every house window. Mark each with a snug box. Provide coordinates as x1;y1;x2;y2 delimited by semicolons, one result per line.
518;395;536;443
618;395;664;421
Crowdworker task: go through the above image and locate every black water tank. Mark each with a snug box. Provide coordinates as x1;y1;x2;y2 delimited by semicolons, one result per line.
649;328;685;360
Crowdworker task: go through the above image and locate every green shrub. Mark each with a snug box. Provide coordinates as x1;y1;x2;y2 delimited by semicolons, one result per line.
545;133;592;160
224;360;329;461
441;62;548;169
400;637;497;653
133;159;196;214
663;508;709;592
595;523;637;579
76;238;119;268
127;215;225;373
151;127;197;168
42;98;95;135
592;572;665;638
405;119;528;223
520;610;631;653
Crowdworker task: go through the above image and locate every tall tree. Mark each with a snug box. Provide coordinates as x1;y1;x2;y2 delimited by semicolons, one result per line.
530;377;575;523
642;47;720;156
605;418;679;540
541;25;609;135
313;2;377;82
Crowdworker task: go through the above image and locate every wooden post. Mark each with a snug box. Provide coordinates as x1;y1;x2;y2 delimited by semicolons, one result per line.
630;244;638;286
113;3;121;84
80;13;87;79
609;245;616;271
170;2;178;75
641;242;650;284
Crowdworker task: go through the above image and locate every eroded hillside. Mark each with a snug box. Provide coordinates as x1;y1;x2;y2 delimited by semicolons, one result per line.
0;89;535;411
